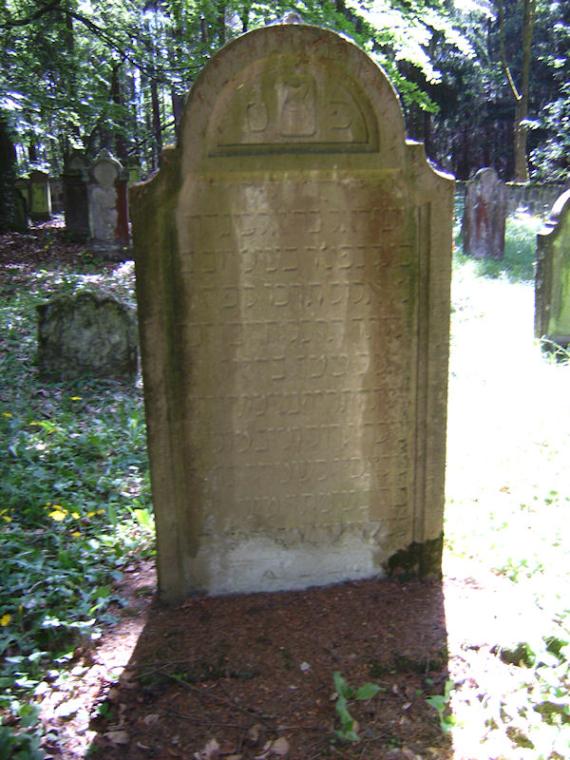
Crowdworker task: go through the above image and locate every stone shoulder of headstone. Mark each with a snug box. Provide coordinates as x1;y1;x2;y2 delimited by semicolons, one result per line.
37;290;138;380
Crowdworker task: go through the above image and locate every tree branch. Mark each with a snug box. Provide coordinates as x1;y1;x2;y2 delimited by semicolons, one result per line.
0;1;62;29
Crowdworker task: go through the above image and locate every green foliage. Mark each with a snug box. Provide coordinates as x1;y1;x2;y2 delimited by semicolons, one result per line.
426;680;456;733
0;263;154;754
332;671;383;742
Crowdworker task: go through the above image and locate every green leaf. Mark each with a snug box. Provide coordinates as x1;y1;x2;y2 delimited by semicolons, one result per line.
333;670;354;700
355;682;382;700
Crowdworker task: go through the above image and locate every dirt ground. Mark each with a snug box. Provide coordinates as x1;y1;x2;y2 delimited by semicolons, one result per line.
36;554;543;760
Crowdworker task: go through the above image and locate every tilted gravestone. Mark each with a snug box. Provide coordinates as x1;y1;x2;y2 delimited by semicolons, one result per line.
132;24;454;599
37;292;137;380
462;167;506;259
535;189;570;346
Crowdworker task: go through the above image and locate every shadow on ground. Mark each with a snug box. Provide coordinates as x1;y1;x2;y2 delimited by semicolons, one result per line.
87;575;451;759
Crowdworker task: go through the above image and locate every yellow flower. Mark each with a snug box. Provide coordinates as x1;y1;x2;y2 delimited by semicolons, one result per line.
87;511;96;518
0;614;12;627
2;515;12;523
71;512;80;520
69;396;82;401
49;509;67;522
71;531;81;538
96;509;105;515
2;412;13;418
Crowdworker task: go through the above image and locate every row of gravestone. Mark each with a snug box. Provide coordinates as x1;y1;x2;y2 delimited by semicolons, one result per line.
33;22;570;602
15;150;130;259
461;168;570;345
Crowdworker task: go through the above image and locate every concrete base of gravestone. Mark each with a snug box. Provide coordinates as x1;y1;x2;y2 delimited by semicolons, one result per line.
37;292;138;380
535;190;570;346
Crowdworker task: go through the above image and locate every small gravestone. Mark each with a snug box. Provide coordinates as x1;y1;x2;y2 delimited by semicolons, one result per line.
29;170;52;222
37;292;137;379
132;23;454;599
63;151;90;241
462;167;506;259
535;190;570;346
88;150;128;258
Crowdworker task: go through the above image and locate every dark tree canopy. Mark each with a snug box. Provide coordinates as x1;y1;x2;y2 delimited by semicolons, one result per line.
0;0;568;184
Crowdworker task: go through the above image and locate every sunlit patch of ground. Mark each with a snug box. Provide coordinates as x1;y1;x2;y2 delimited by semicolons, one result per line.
444;261;570;759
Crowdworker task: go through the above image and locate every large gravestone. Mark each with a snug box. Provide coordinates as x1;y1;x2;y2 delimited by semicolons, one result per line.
535;190;570;346
462;167;506;259
37;291;138;380
132;24;454;599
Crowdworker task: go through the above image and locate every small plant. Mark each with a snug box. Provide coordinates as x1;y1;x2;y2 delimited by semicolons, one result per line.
426;679;456;734
332;671;383;742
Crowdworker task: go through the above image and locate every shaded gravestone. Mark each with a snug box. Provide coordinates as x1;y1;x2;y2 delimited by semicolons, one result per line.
88;149;128;258
535;189;570;346
63;151;90;241
29;170;52;222
37;292;138;380
462;167;506;259
132;23;454;599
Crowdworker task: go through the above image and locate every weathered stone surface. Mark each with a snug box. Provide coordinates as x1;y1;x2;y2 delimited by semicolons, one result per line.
88;149;129;258
132;24;454;599
535;189;570;346
37;292;137;379
63;151;90;241
462;167;506;259
29;170;52;222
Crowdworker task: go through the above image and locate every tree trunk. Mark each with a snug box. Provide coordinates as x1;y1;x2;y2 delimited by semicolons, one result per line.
498;0;536;182
0;119;25;231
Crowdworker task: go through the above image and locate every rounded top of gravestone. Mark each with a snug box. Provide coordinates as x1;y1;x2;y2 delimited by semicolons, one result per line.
65;150;88;175
91;149;123;187
29;169;50;182
472;167;501;186
549;188;570;223
179;23;406;173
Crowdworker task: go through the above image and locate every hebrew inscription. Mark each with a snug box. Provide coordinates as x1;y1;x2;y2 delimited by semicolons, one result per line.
178;178;415;535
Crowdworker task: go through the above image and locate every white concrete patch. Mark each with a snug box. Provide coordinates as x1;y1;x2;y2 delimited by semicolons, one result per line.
187;531;387;594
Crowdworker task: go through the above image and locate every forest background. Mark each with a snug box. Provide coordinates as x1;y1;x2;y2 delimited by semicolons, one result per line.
0;0;568;210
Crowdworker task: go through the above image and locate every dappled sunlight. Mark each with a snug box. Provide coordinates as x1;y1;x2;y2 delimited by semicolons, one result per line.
443;258;570;758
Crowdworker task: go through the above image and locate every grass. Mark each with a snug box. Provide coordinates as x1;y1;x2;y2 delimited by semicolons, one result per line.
454;208;544;283
0;260;154;754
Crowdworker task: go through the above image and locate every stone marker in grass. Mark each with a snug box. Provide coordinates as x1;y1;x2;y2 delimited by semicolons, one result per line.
37;292;137;380
535;189;570;347
132;22;454;599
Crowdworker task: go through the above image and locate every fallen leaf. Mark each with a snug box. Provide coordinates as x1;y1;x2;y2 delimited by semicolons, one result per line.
193;738;220;759
106;730;129;745
248;724;263;744
54;699;81;720
270;737;290;756
143;713;160;725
